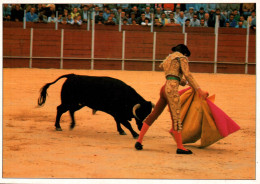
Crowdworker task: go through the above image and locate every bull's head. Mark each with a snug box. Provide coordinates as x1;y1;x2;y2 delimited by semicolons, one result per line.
133;101;154;130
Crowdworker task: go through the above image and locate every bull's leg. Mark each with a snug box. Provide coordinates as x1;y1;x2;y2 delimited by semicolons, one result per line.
114;118;126;135
69;110;76;130
69;104;84;130
55;104;69;131
121;121;139;139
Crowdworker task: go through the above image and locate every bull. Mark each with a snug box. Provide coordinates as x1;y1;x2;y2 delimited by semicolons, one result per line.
38;74;154;138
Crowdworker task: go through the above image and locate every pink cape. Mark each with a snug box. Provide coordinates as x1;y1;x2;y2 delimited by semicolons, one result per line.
178;87;240;147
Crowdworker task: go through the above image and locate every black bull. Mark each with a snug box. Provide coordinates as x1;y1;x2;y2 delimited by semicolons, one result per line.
38;74;154;138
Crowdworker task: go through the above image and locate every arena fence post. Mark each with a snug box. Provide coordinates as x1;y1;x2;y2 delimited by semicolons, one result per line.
29;28;33;68
214;15;219;74
23;9;26;29
60;29;64;69
184;33;187;45
151;13;154;33
87;11;90;31
55;11;58;30
245;17;250;74
91;10;95;70
152;32;157;71
119;12;122;32
182;21;185;34
122;31;126;70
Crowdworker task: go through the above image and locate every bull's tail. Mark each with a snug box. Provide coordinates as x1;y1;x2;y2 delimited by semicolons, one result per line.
38;74;75;106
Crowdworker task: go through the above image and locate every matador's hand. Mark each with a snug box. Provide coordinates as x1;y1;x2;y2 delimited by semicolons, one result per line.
197;88;209;100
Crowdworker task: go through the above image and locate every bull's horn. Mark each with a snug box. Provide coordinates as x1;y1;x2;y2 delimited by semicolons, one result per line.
152;103;155;108
133;104;141;119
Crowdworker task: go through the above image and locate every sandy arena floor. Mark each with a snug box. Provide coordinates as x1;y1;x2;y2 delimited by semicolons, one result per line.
2;68;256;180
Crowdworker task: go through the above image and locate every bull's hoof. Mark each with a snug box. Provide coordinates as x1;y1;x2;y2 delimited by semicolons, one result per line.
70;124;75;130
56;127;62;131
119;131;127;135
133;134;139;139
135;142;143;150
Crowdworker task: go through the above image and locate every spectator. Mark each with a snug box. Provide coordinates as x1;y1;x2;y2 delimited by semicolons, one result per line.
128;12;136;24
248;10;256;26
45;4;55;18
129;5;141;19
215;8;227;27
117;4;129;13
137;13;146;25
71;7;80;19
225;21;230;27
167;12;176;23
242;3;255;19
26;7;38;22
185;7;194;19
67;14;74;24
190;14;200;27
185;18;191;27
57;14;63;23
154;7;162;19
199;18;207;27
131;19;138;25
174;5;181;19
250;17;256;30
37;11;48;23
103;8;111;21
207;10;216;27
93;6;100;16
227;3;240;15
3;4;11;21
225;14;237;27
239;15;248;27
232;9;240;21
165;18;181;27
197;7;205;20
185;4;196;13
80;5;90;23
176;11;187;26
95;11;104;24
11;4;24;22
118;11;127;24
47;12;57;23
159;13;169;26
164;3;175;12
110;12;117;24
72;15;82;26
216;3;229;18
122;18;129;25
60;16;67;24
154;17;163;27
207;4;217;13
235;21;246;28
144;6;151;19
204;13;210;26
104;15;116;25
141;17;151;26
194;4;207;13
63;9;69;19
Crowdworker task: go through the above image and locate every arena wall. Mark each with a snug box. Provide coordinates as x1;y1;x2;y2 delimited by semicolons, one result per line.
3;22;256;74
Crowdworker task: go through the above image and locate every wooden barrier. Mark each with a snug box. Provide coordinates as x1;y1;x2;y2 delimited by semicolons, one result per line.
3;22;256;74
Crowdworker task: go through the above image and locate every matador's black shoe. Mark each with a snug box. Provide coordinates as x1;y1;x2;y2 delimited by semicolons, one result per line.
176;149;193;154
135;142;143;150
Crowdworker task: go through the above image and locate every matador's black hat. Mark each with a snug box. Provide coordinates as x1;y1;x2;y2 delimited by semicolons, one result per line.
172;44;191;57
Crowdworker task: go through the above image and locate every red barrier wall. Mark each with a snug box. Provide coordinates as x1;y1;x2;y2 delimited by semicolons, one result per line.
3;22;256;74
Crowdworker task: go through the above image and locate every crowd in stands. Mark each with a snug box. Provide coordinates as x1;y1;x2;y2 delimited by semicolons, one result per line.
3;3;256;29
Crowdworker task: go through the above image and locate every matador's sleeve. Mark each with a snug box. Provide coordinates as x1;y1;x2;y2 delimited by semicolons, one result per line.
159;54;171;69
180;57;200;90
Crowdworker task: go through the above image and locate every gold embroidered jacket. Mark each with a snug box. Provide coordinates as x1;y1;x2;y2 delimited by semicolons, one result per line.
159;51;200;90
